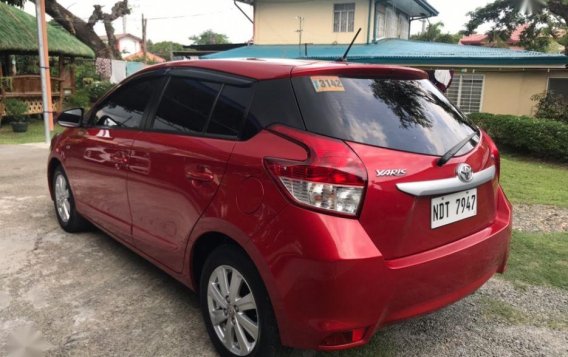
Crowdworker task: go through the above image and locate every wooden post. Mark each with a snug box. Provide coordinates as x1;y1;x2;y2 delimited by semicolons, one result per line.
58;55;64;79
35;0;54;142
70;57;76;94
57;56;64;112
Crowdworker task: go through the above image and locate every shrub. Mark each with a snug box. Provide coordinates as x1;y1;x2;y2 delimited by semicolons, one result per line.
88;81;114;102
469;113;568;162
74;60;100;88
530;91;568;124
65;87;90;110
4;98;29;123
0;77;13;91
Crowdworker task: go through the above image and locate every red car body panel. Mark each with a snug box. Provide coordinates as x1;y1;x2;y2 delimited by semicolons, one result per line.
127;132;235;272
49;59;512;352
246;191;510;350
348;132;498;259
62;127;138;243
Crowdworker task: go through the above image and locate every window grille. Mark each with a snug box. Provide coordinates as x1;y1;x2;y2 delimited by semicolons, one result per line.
446;74;484;113
333;3;355;32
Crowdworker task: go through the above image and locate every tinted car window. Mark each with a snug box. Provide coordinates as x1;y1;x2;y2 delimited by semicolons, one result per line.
152;77;221;134
93;78;159;128
207;85;253;137
292;77;478;156
242;79;305;140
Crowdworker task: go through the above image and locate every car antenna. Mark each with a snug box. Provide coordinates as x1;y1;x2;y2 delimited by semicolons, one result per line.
338;28;362;62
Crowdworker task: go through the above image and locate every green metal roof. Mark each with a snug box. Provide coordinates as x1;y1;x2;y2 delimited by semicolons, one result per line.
0;2;94;58
204;39;568;67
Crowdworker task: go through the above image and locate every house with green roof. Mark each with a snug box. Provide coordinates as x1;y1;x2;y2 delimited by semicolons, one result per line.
0;1;94;116
209;0;568;116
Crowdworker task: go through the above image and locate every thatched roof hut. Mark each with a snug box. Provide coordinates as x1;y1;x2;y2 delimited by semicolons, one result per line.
0;2;94;116
0;2;94;58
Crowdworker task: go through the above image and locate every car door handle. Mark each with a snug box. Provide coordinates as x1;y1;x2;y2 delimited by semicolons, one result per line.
111;151;129;170
185;170;214;182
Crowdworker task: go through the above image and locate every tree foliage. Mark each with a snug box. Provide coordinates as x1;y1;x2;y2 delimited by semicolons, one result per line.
410;22;461;43
1;0;131;58
465;0;568;54
189;30;230;45
531;91;568;123
147;40;185;60
2;0;25;6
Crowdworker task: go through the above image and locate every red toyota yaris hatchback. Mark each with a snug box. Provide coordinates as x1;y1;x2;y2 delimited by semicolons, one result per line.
48;59;512;356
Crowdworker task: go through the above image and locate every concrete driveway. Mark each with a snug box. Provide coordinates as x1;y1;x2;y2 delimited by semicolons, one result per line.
1;144;566;357
0;144;215;356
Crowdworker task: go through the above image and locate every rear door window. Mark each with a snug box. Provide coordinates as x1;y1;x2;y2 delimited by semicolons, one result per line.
151;77;221;134
291;77;477;156
206;85;254;137
242;79;305;139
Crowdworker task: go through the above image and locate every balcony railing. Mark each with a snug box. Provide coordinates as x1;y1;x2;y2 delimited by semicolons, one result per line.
0;75;65;115
1;75;64;97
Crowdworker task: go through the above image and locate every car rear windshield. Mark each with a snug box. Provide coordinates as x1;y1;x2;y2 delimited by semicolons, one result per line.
291;76;478;156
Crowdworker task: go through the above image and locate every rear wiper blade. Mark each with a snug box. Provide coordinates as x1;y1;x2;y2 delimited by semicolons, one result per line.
437;132;479;167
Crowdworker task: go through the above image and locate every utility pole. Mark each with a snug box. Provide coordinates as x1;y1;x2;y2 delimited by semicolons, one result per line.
296;16;304;57
35;0;53;144
122;15;127;34
141;14;148;64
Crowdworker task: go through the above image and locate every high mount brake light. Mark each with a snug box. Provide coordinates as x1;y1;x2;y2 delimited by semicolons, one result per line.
265;125;367;216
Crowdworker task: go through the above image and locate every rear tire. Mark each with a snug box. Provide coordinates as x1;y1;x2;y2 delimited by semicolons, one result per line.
200;245;281;357
52;166;90;233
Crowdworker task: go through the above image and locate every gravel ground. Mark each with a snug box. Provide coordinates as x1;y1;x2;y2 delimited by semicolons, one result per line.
0;144;567;357
374;279;568;357
513;204;568;233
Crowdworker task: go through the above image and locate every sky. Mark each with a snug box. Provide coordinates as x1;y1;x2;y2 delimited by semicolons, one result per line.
24;0;495;45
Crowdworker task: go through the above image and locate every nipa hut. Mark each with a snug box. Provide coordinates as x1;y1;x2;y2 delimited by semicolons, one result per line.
0;2;94;116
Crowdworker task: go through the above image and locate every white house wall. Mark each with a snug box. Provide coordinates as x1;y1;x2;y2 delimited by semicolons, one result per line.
119;37;141;57
254;0;371;45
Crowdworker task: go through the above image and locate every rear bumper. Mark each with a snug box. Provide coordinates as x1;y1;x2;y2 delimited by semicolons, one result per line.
252;188;512;351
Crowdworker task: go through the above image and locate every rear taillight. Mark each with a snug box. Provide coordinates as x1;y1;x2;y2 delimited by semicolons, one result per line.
264;125;367;217
484;130;500;180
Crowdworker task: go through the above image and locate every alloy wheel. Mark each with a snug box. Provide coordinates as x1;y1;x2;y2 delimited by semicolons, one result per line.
207;265;259;356
54;173;71;223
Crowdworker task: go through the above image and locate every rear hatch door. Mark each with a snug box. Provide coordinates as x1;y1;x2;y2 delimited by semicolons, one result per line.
291;74;498;259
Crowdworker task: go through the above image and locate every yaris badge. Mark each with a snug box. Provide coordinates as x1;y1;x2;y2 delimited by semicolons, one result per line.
456;163;473;183
376;169;407;177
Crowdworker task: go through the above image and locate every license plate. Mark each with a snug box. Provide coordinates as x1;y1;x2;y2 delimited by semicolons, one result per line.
431;189;477;229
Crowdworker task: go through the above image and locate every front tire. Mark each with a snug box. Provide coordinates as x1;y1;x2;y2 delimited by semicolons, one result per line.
52;166;90;233
200;245;281;357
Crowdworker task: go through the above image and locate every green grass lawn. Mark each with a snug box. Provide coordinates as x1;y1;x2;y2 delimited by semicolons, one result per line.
504;231;568;290
500;154;568;208
0;119;64;144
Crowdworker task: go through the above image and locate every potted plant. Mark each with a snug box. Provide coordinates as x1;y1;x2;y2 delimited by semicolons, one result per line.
4;98;29;133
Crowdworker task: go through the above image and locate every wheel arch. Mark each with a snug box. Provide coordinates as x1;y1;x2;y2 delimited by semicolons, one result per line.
190;231;240;292
47;157;62;200
187;223;286;339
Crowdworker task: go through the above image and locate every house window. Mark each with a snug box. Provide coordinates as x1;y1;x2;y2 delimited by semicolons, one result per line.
446;74;485;113
375;4;386;38
334;3;355;32
548;78;568;99
375;2;411;40
385;6;398;38
398;13;409;39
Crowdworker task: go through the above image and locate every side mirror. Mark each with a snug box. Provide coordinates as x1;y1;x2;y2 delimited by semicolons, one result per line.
57;108;83;128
